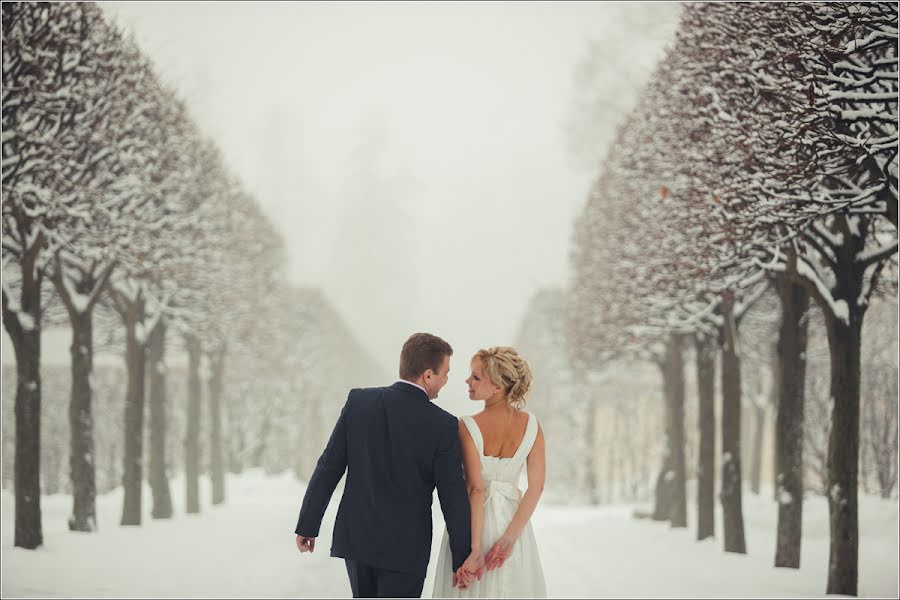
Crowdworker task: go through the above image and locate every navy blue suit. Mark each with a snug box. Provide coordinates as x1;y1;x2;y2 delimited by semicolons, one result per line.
295;381;471;595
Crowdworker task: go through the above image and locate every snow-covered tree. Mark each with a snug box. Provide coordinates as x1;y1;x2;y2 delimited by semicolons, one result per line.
2;1;125;547
676;3;898;590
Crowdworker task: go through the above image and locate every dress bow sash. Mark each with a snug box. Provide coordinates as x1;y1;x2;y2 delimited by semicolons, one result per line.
483;479;521;504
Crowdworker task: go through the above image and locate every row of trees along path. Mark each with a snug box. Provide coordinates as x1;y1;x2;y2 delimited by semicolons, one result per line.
568;3;897;597
0;1;334;550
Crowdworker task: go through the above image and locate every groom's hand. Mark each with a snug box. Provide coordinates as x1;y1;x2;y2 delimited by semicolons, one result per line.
453;550;485;589
296;535;316;553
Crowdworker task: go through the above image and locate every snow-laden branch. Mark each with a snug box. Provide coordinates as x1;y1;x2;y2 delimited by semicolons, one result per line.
857;239;899;268
795;254;848;324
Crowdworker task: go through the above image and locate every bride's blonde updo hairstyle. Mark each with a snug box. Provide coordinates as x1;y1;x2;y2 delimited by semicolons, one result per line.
473;346;534;409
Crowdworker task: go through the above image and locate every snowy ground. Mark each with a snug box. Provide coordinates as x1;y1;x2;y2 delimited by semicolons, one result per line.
1;470;897;598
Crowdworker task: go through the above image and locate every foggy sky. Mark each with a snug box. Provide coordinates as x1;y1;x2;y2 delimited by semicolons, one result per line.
4;2;679;416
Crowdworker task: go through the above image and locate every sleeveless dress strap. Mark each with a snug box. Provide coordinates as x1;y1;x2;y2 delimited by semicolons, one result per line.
461;416;484;455
511;412;538;466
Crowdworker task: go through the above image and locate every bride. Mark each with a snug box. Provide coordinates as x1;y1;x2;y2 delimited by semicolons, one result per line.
432;346;547;598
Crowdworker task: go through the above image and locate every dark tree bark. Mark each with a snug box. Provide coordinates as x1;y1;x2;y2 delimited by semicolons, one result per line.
720;290;746;554
695;333;716;541
111;289;147;526
774;271;809;569
665;334;687;528
185;334;203;514
819;218;874;596
771;338;783;504
651;457;674;520
1;254;44;548
749;401;766;495
208;344;226;505
823;307;863;596
652;360;673;522
51;259;113;533
147;319;173;519
66;309;97;531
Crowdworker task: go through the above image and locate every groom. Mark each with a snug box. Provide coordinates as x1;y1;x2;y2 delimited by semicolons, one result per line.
295;333;481;597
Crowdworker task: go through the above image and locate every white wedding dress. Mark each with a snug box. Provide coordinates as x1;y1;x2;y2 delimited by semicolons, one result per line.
432;412;547;598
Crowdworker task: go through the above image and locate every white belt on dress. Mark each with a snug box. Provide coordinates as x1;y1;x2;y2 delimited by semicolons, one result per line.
483;479;522;504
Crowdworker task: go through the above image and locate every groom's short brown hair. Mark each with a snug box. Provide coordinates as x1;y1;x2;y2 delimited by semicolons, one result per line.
399;333;453;380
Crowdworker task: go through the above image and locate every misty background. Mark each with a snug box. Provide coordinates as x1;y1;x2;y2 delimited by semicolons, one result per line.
1;1;676;416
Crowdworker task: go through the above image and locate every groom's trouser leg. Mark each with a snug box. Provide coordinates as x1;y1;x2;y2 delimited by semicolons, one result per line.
344;559;377;598
374;568;425;598
344;559;425;598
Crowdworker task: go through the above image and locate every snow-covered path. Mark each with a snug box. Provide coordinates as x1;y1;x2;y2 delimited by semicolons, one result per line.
2;470;897;598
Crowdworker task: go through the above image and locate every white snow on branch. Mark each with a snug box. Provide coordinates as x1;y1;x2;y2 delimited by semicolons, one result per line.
827;90;899;102
794;256;849;325
844;28;898;53
811;221;844;249
856;239;899;266
19;311;35;332
61;272;90;314
135;322;146;346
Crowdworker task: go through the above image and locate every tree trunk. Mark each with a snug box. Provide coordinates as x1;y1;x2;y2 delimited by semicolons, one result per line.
147;319;172;519
823;308;863;596
771;339;783;504
665;334;687;528
774;274;809;568
209;345;226;506
695;333;716;541
815;214;877;597
52;260;113;532
185;335;202;514
2;271;44;548
720;290;746;554
652;361;673;521
120;295;146;526
67;309;97;531
586;396;600;504
750;402;765;495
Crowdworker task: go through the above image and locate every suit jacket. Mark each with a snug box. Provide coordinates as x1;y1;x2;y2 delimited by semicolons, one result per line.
294;381;472;576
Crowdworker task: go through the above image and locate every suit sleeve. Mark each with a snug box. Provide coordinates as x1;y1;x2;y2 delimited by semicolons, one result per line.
294;394;351;537
434;417;472;572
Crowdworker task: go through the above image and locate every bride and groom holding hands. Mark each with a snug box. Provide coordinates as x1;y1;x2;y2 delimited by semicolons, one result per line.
294;333;547;598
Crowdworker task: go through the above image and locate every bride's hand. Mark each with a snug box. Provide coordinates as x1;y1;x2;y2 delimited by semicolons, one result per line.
485;535;514;571
454;550;485;588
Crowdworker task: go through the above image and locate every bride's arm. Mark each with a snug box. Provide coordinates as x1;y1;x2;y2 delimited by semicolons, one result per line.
486;424;545;571
459;420;485;556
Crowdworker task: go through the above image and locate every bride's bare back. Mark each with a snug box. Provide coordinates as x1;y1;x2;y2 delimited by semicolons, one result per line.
472;409;531;459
